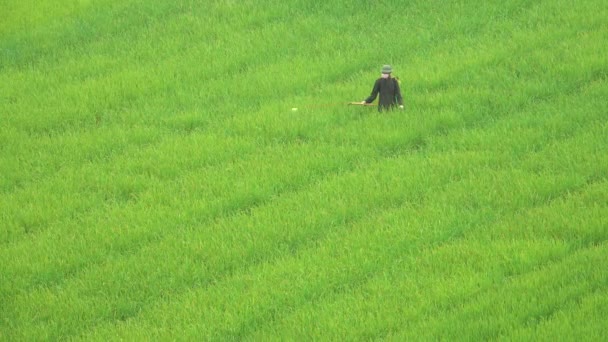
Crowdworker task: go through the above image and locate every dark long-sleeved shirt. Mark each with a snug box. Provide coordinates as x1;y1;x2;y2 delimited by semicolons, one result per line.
364;77;403;111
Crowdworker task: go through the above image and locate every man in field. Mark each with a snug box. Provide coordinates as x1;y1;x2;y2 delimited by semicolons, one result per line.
362;65;404;112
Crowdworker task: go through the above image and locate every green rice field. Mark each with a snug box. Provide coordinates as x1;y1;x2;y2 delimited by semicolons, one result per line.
1;0;607;340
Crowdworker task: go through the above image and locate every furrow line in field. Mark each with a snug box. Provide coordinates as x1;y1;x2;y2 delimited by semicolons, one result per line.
65;158;487;340
499;285;608;340
364;175;607;339
388;240;608;340
243;178;607;340
491;250;608;340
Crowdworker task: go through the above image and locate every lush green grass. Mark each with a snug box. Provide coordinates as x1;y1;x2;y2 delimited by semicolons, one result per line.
1;0;607;340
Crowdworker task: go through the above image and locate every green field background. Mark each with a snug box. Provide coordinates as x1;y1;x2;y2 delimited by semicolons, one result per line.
1;0;607;340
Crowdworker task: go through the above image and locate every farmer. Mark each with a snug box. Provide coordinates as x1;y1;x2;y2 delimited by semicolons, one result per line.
362;65;404;111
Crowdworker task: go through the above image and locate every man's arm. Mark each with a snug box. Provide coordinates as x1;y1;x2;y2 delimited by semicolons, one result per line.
363;79;381;104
